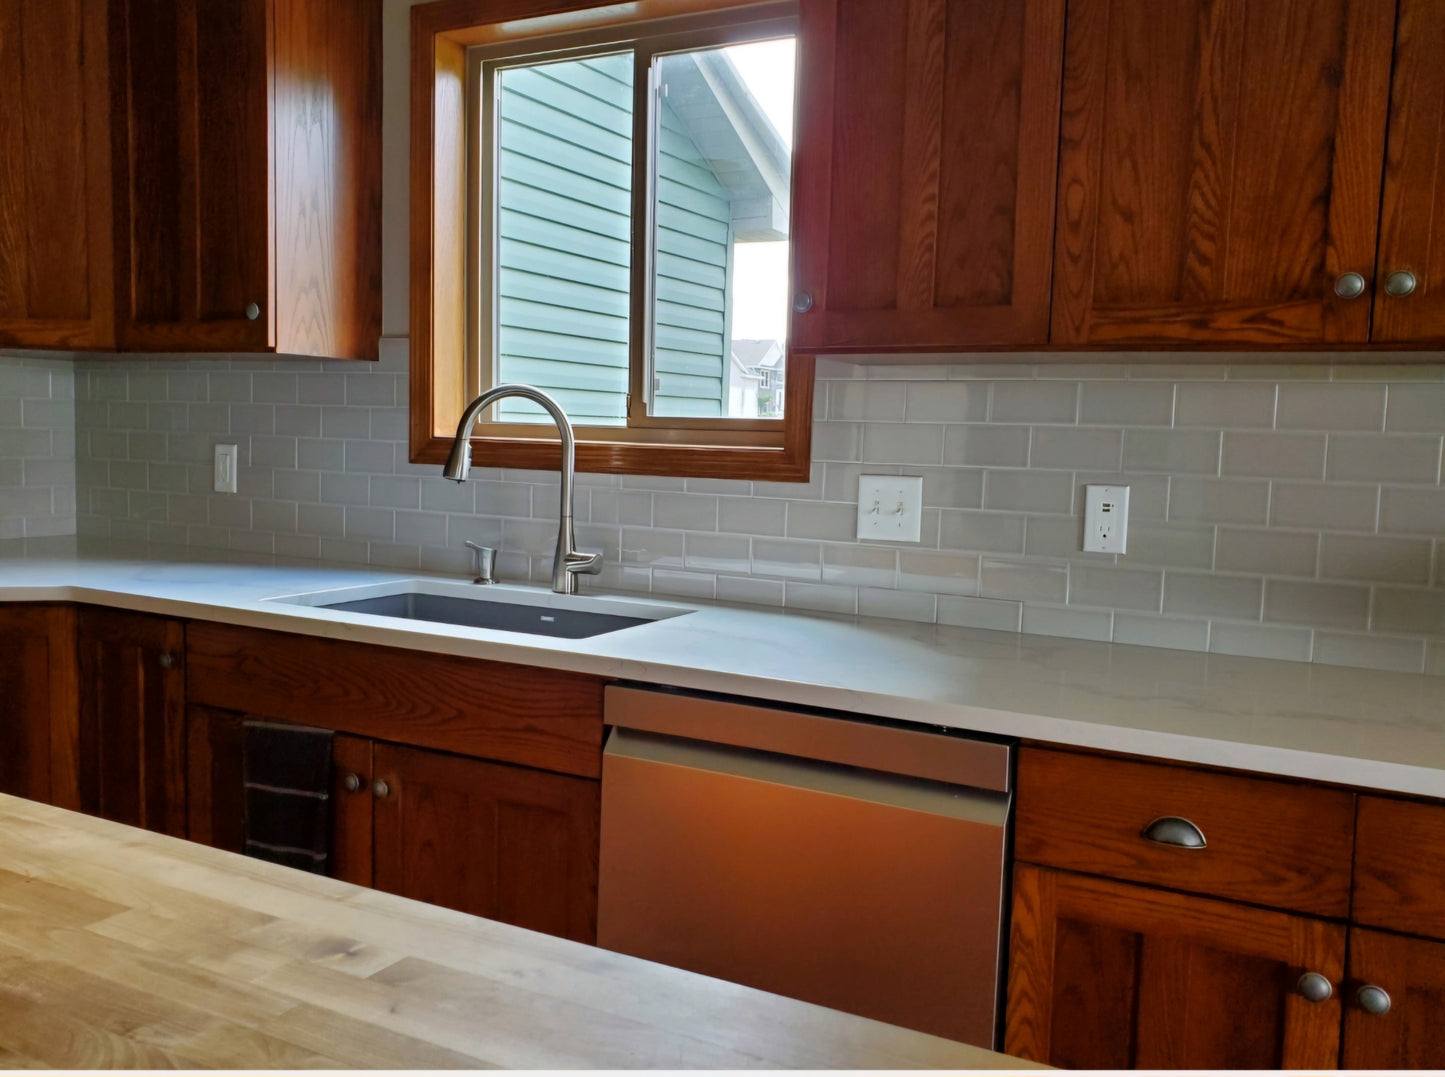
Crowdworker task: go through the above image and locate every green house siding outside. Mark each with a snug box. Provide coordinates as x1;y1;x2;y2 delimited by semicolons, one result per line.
495;54;731;424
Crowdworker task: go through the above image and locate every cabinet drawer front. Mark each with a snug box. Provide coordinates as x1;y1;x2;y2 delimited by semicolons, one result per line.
185;623;605;778
1354;795;1445;940
1016;748;1354;917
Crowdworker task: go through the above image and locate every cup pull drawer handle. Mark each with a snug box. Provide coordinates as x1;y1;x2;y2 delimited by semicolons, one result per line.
1142;816;1208;849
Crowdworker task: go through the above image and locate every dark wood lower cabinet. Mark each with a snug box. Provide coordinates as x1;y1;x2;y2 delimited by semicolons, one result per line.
372;743;600;945
1006;864;1346;1069
1343;928;1445;1068
75;608;185;835
182;704;599;944
0;605;77;805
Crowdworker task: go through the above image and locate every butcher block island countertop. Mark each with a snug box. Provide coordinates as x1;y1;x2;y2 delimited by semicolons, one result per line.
0;794;1024;1070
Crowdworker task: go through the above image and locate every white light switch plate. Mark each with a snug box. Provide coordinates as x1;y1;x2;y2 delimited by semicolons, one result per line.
1083;484;1129;553
857;475;923;542
214;444;238;494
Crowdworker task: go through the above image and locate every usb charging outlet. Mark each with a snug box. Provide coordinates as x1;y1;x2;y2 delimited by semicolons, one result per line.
1083;484;1129;554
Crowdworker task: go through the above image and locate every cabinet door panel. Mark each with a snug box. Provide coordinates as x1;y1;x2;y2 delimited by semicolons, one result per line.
791;0;1064;351
331;734;373;888
0;606;76;804
185;704;246;853
372;744;600;944
1344;928;1445;1068
1371;0;1445;342
0;0;112;349
112;0;271;351
1051;0;1395;345
1006;865;1345;1069
76;609;185;836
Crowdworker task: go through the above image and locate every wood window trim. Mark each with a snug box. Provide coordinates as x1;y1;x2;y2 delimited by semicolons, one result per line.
409;0;813;481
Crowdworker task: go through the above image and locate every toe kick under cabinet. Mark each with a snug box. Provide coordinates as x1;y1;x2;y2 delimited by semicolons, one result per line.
1007;747;1445;1069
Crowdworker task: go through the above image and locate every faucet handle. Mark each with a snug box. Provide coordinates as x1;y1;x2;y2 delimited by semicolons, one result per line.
564;549;604;576
464;540;497;585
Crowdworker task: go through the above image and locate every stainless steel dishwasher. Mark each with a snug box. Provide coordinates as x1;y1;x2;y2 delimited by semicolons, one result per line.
597;684;1013;1050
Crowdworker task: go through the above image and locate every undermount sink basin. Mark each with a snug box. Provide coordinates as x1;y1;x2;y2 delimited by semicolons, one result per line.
265;579;694;639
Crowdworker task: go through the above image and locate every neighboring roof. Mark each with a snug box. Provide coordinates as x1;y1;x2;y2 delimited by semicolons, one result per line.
731;338;784;369
663;51;791;241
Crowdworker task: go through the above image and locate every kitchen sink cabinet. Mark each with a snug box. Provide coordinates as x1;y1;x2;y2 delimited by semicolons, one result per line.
0;605;77;805
0;0;114;351
75;607;186;836
1006;864;1346;1069
108;0;381;358
184;702;599;944
372;743;600;944
789;0;1065;352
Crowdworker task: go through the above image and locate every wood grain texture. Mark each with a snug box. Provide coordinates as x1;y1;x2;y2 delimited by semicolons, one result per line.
184;622;606;779
112;0;379;358
1016;747;1356;917
408;0;812;481
373;743;600;944
272;0;382;359
110;0;272;352
1353;794;1445;939
1343;927;1445;1068
331;734;374;888
0;793;1010;1070
1050;0;1395;346
1372;0;1445;342
1005;864;1345;1068
184;705;247;855
0;0;113;349
75;608;186;837
790;0;1063;352
0;605;76;804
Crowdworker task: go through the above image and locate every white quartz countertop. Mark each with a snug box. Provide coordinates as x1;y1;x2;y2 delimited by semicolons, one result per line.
3;537;1443;797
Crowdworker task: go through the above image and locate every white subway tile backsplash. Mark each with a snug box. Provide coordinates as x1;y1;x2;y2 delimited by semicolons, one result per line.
19;351;1433;675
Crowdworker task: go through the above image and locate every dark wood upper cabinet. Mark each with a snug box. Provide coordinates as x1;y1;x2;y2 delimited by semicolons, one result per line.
0;0;114;350
790;0;1065;353
372;743;601;945
1007;864;1346;1069
1371;0;1445;342
76;608;186;836
1050;0;1397;347
109;0;381;358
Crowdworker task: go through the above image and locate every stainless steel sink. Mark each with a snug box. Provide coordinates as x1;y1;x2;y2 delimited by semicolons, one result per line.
265;580;693;639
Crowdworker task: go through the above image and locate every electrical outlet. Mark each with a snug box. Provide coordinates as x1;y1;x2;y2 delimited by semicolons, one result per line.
856;475;924;542
214;444;238;494
1083;484;1129;553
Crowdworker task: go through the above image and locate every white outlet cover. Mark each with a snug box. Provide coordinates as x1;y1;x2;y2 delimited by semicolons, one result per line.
856;475;924;542
214;444;239;494
1083;484;1129;554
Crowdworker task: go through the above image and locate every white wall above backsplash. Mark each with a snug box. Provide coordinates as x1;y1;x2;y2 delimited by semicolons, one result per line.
62;342;1445;676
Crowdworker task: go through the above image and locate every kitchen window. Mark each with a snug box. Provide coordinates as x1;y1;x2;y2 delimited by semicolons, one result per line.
410;0;811;481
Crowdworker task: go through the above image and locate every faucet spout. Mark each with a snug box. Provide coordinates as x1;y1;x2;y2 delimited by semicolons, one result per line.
443;384;601;594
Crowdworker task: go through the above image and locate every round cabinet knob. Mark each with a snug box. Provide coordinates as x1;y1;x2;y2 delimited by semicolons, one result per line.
792;290;814;314
1385;271;1417;298
157;652;175;669
1356;984;1392;1016
244;302;262;320
342;772;362;794
1297;972;1334;1003
372;779;391;800
1333;272;1367;299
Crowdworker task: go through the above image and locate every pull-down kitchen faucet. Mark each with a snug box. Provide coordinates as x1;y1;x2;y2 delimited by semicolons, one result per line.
442;384;602;595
